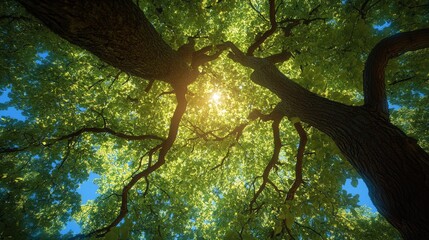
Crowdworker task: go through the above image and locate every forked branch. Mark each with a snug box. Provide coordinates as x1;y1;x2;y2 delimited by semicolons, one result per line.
247;0;278;56
249;115;283;212
73;89;188;239
363;28;429;119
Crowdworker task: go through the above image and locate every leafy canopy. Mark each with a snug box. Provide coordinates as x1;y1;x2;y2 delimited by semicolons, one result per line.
1;0;428;239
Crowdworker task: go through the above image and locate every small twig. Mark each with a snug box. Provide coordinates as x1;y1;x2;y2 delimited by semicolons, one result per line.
248;0;268;22
294;221;325;240
211;143;235;170
388;76;415;86
144;79;155;92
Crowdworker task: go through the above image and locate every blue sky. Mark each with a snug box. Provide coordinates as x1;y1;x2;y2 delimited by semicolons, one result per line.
1;87;377;235
61;173;100;234
1;10;398;236
61;175;377;235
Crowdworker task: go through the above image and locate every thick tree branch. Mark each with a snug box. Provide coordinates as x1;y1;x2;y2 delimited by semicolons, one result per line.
363;28;429;118
18;0;185;84
191;46;226;68
264;50;292;64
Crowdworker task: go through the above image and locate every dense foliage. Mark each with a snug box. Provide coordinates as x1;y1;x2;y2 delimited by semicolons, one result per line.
1;0;428;239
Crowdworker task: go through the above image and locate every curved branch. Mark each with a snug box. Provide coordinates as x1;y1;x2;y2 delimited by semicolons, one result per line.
249;116;283;212
74;89;188;239
1;127;163;154
55;127;164;142
363;28;429;118
294;221;325;240
211;143;235;171
248;0;269;22
285;122;307;201
247;0;277;56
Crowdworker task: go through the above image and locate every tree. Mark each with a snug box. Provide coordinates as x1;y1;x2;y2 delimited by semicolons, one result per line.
1;0;428;239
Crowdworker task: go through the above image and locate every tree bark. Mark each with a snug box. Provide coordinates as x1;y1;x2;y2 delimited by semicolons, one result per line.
18;0;188;84
232;51;429;239
363;28;429;119
18;1;429;238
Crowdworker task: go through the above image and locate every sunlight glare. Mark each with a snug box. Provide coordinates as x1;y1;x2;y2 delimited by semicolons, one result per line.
211;92;221;105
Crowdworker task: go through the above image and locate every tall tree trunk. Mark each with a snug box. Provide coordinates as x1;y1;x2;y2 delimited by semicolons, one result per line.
18;0;429;238
237;55;429;239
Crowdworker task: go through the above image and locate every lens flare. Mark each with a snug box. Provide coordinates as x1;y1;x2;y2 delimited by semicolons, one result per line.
211;92;221;104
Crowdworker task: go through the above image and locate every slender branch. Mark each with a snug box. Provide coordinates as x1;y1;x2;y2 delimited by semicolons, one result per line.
144;79;155;92
294;221;325;240
248;0;268;22
57;138;73;170
267;178;285;196
1;126;164;155
186;104;278;142
285;122;307;201
363;28;429;118
249;116;283;212
211;143;235;170
0;146;30;154
187;120;248;142
55;127;164;142
247;0;277;56
72;88;188;239
388;76;415;86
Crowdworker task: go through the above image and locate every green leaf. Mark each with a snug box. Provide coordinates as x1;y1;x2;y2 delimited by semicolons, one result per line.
274;222;282;235
351;178;358;188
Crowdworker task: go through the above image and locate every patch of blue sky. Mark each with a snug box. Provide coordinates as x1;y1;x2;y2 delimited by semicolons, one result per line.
78;172;100;204
35;51;49;65
343;178;377;212
61;219;80;235
374;21;392;31
0;87;26;121
61;172;101;235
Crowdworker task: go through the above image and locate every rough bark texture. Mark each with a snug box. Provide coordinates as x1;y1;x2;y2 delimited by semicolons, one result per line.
242;56;429;239
363;28;429;118
18;1;429;238
18;0;186;84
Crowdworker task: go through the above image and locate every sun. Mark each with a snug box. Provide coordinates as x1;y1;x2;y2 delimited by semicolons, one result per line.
210;92;221;105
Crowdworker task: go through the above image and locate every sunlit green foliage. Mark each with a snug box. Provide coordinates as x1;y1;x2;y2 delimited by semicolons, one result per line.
1;0;427;239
